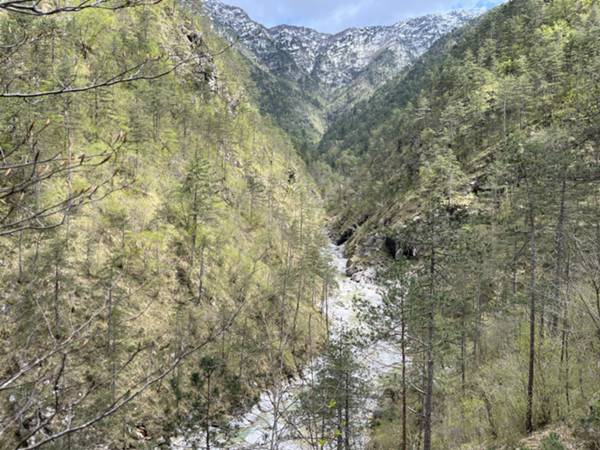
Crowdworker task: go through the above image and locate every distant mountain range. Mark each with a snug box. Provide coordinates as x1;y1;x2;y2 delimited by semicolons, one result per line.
202;0;477;99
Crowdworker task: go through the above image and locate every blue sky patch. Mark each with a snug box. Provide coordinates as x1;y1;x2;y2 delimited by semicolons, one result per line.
220;0;505;33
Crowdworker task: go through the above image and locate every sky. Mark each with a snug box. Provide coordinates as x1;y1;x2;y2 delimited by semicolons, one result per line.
221;0;505;33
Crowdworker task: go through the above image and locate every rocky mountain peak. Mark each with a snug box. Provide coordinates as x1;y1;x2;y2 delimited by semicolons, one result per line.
201;0;478;95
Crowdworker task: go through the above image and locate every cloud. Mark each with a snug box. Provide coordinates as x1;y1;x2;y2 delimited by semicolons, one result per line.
222;0;505;33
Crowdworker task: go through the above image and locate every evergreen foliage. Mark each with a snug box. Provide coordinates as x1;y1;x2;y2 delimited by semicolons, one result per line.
318;0;600;448
3;0;600;449
0;3;330;448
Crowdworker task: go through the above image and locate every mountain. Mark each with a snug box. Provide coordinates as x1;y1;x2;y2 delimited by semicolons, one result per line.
0;5;329;448
197;0;478;152
3;0;600;449
317;1;600;447
202;0;477;113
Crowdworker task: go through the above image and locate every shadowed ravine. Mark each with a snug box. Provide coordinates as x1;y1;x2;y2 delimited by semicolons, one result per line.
171;241;402;449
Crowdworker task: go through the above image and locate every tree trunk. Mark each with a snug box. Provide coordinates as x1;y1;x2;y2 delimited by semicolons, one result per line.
560;252;571;409
473;277;482;368
198;240;206;302
526;201;537;434
423;309;434;450
344;372;350;450
54;256;61;340
423;216;436;450
460;315;466;391
323;282;330;341
401;291;407;450
206;372;211;450
337;406;343;450
107;265;116;403
190;188;198;277
552;176;567;334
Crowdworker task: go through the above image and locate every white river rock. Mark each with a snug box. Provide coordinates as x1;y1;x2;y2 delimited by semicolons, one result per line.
171;242;403;450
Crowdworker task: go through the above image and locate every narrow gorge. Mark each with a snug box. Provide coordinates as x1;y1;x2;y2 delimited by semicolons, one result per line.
172;241;400;449
2;1;600;450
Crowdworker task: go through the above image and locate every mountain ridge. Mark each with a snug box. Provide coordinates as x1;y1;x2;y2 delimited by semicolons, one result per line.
202;0;478;97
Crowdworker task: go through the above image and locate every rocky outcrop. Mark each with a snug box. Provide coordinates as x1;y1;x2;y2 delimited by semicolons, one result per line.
201;0;477;97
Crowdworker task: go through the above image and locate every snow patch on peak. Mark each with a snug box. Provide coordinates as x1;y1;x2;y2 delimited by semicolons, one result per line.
201;0;478;93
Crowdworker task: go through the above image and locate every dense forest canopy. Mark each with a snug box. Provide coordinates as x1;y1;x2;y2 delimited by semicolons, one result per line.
0;2;332;448
1;0;600;449
319;1;600;449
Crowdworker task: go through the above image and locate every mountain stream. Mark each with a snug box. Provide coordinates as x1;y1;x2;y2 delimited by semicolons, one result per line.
171;241;401;449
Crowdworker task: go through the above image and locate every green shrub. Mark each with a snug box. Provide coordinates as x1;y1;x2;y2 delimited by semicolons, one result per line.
540;432;565;450
579;397;600;450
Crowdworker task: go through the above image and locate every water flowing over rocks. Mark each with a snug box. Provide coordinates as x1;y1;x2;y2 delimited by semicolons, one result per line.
171;241;402;449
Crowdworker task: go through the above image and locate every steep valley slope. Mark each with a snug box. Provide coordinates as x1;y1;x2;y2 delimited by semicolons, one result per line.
318;0;600;448
200;0;477;147
2;0;600;449
0;4;330;449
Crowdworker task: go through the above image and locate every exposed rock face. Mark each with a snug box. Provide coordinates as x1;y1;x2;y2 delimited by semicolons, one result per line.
269;25;330;76
202;0;477;96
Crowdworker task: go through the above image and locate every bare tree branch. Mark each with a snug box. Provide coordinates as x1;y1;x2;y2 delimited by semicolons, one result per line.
0;56;187;98
0;308;105;391
0;0;162;16
15;296;250;450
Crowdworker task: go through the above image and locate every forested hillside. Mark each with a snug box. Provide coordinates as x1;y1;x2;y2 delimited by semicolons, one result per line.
3;0;600;449
200;0;477;154
0;3;332;449
317;0;600;448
